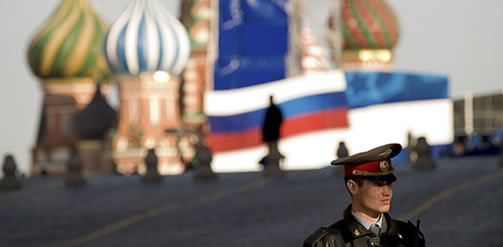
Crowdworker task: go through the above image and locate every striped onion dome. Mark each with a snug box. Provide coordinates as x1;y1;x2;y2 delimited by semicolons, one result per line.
339;0;400;50
104;0;191;76
27;0;109;79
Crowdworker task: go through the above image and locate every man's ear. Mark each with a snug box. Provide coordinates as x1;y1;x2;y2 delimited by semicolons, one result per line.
347;179;359;195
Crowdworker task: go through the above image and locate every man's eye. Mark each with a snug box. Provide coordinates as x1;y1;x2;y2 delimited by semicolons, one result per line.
374;182;387;186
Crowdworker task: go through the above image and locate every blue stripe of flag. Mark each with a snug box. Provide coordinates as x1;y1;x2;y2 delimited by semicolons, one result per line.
208;92;347;133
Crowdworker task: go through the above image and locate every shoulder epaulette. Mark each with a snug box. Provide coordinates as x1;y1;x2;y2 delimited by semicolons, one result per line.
303;227;331;247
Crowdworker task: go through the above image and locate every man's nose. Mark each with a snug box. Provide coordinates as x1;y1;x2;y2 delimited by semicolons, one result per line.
383;184;392;195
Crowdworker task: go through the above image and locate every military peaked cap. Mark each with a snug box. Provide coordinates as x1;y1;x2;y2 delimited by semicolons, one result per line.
331;143;402;183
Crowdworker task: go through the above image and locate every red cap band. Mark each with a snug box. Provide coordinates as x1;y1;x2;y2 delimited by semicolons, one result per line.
344;158;394;176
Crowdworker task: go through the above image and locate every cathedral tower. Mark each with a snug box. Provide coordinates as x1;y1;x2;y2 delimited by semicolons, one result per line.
104;0;191;175
180;0;213;126
27;0;110;175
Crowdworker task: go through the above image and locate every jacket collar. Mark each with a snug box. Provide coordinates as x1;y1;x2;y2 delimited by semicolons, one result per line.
343;205;396;238
343;205;374;238
351;211;384;230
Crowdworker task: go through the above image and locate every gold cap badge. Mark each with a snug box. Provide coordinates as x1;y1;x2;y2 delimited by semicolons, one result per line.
379;148;392;159
380;160;390;171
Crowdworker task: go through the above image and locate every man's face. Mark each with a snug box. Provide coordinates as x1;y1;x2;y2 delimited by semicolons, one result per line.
351;178;393;216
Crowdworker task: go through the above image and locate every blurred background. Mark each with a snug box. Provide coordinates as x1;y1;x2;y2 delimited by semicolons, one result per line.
1;0;503;246
1;0;503;176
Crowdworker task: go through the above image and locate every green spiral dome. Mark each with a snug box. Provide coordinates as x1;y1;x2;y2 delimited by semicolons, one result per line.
27;0;109;79
341;0;400;50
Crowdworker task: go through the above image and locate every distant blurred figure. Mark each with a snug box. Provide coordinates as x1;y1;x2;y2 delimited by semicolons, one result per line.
260;95;284;177
333;141;348;175
262;95;283;152
413;137;436;170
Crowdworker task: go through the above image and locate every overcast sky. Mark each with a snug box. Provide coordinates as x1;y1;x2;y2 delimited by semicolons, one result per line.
1;0;502;175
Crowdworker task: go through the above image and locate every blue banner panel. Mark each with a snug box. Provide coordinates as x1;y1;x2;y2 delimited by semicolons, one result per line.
344;71;449;109
215;0;289;90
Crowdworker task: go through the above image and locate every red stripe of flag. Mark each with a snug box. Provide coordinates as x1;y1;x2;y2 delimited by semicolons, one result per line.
208;108;349;153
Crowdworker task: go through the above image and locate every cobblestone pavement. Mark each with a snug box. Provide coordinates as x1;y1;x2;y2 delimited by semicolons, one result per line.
0;156;502;247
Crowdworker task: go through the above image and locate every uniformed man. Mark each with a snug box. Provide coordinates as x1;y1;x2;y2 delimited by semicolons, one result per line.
303;143;425;247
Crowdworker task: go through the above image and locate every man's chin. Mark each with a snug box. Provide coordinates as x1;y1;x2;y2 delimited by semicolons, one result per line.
377;205;391;213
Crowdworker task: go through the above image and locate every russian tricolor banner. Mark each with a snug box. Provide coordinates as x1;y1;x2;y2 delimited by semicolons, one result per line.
205;70;452;172
206;71;349;153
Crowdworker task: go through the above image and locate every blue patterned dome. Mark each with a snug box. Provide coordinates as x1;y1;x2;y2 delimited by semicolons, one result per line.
104;0;191;75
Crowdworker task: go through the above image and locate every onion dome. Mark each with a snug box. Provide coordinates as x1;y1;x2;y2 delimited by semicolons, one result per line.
340;0;400;51
73;84;117;140
104;0;191;76
27;0;109;79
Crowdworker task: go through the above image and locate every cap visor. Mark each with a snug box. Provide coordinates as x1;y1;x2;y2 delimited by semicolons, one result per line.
367;174;397;184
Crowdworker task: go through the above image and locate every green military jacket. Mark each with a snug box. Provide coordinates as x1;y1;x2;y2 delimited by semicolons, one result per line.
303;206;425;247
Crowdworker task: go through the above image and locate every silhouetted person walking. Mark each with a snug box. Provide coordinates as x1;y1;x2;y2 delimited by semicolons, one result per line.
261;95;284;177
262;95;283;152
